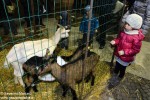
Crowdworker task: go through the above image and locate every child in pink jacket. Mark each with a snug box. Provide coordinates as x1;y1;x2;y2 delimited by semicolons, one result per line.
109;14;145;87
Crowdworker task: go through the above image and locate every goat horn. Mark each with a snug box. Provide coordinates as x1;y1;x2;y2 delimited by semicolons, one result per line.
57;24;64;29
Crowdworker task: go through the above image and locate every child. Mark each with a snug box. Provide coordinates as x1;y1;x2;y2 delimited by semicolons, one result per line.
109;14;145;87
79;5;99;48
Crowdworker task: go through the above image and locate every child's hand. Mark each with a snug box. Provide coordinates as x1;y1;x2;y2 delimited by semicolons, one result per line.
95;29;98;33
118;50;124;56
110;40;115;48
110;40;115;45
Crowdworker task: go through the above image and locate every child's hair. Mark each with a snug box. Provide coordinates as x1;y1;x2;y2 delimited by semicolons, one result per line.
125;14;143;29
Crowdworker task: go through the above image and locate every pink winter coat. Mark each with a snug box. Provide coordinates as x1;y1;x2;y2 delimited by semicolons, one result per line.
114;30;145;62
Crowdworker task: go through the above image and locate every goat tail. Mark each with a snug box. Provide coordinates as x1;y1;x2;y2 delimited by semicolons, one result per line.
3;58;10;68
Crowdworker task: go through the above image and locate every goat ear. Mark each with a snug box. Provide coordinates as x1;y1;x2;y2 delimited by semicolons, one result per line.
57;24;64;29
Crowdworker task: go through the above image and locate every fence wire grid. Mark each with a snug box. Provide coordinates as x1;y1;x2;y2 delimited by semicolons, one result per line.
0;0;126;100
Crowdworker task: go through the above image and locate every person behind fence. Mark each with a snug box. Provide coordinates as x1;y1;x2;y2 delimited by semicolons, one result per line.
109;14;145;88
57;11;70;49
20;0;45;28
79;5;99;48
94;0;116;49
0;0;18;35
122;0;150;36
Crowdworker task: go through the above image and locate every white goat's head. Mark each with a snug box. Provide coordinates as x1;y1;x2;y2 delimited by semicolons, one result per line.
57;24;70;38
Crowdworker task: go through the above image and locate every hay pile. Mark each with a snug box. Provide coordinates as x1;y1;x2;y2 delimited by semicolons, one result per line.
0;48;111;100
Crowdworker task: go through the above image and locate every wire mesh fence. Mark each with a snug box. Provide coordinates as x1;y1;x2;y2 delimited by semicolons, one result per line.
0;0;125;99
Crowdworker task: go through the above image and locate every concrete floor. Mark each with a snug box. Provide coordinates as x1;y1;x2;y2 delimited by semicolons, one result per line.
127;41;150;80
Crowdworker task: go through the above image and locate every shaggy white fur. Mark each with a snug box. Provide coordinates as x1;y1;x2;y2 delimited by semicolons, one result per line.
3;27;70;87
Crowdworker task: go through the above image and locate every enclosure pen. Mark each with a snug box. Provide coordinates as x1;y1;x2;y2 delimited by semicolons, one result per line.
0;0;125;99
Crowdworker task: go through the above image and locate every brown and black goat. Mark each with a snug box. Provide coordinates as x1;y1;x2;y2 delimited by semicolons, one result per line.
22;48;54;93
39;50;100;100
22;46;84;94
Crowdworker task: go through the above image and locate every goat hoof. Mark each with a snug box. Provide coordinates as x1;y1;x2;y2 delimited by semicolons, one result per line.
73;97;78;100
91;83;94;86
34;89;38;92
32;85;38;92
85;78;90;83
25;90;30;94
25;87;30;93
33;89;38;92
62;93;66;97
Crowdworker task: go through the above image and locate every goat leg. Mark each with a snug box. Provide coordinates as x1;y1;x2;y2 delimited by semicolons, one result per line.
24;75;34;93
32;85;38;92
85;73;91;83
70;88;78;100
62;85;69;97
91;75;95;86
32;74;39;82
91;72;95;86
25;83;31;93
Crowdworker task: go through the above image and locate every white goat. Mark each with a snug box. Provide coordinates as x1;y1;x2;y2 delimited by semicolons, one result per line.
3;27;70;87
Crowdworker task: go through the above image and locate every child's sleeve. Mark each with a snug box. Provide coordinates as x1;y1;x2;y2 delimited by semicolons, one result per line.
124;39;142;56
79;18;84;32
113;32;122;45
113;38;120;45
94;18;99;29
